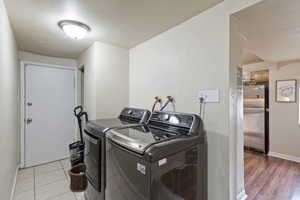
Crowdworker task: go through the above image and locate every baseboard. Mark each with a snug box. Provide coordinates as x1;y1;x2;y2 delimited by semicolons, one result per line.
10;164;19;200
237;190;248;200
268;151;300;163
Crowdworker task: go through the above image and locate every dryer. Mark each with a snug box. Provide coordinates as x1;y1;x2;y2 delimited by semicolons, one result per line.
84;107;151;200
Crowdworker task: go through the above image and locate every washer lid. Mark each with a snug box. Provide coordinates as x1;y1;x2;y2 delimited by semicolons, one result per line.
89;118;133;130
106;125;178;154
87;107;151;131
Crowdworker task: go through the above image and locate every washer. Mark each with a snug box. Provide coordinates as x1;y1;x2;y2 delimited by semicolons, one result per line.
84;107;151;200
105;111;207;200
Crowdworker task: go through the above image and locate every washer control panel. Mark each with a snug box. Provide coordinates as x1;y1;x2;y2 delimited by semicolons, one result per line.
149;112;194;128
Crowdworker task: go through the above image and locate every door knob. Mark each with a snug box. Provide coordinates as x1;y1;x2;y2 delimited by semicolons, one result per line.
27;118;33;124
27;102;32;106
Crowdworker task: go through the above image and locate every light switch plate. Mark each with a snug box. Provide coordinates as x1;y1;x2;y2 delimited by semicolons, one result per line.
198;89;219;103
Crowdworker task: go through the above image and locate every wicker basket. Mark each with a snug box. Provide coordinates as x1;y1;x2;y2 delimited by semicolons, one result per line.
69;163;88;192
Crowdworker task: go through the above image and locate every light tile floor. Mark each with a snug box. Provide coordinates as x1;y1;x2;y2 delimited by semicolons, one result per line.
13;159;85;200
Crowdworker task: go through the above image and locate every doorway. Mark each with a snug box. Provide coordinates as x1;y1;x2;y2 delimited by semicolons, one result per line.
21;63;76;167
243;69;269;154
232;0;300;199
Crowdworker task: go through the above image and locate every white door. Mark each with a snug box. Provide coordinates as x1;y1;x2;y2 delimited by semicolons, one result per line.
25;64;75;167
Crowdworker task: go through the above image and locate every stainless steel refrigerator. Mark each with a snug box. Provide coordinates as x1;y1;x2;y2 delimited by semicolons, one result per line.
243;84;269;153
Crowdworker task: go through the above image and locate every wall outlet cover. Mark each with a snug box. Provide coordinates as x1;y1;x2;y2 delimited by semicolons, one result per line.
198;89;219;103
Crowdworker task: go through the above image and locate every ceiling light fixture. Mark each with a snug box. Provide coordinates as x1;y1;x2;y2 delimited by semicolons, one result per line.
58;20;91;40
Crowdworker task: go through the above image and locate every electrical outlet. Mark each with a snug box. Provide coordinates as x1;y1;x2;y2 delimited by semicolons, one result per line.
198;89;219;103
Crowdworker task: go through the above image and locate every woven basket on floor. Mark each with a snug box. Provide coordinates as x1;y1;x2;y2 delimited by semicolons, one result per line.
68;163;88;192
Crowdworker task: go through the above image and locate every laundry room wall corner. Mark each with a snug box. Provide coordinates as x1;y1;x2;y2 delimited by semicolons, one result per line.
78;41;129;120
78;44;97;119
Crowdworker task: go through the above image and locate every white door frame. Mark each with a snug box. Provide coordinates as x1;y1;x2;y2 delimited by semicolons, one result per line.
20;61;80;168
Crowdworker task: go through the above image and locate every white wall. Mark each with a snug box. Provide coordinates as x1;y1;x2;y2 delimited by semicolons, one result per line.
0;0;20;199
130;2;230;200
77;44;97;119
269;62;300;158
78;41;129;119
19;51;77;68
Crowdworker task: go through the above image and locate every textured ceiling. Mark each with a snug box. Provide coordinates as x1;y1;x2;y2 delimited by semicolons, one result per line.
234;0;300;62
4;0;223;58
